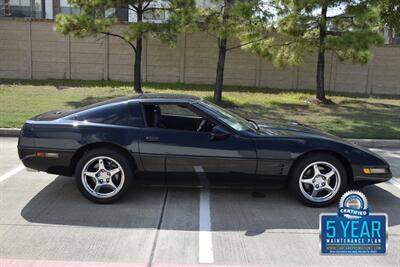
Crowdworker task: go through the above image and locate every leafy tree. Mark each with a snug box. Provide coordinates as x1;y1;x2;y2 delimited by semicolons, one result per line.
199;0;272;102
56;0;197;93
264;0;384;104
378;0;400;43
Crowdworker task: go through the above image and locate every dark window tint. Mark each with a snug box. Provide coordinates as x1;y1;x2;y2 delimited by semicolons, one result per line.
76;103;129;126
142;103;214;132
129;101;145;127
159;104;199;117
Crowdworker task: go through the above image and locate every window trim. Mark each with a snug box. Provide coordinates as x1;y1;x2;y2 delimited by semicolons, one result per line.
128;100;146;128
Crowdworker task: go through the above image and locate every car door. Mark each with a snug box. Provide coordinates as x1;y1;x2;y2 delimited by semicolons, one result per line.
138;102;257;187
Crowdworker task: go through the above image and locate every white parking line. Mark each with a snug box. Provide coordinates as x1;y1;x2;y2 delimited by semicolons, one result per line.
194;165;214;264
375;150;400;159
388;178;400;190
0;164;25;183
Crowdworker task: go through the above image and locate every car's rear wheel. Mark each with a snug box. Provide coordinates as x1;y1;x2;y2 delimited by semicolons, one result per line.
289;153;348;207
75;148;132;203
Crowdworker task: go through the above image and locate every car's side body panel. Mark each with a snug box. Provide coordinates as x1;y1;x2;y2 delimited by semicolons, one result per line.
18;100;145;175
139;127;258;187
18;122;142;175
252;135;391;186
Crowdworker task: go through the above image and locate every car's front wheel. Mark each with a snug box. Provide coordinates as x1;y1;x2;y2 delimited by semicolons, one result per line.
75;148;132;203
289;153;348;207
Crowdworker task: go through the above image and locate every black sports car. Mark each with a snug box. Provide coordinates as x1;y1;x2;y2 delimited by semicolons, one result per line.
18;94;392;206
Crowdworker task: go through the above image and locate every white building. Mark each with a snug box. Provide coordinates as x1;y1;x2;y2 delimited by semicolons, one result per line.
0;0;215;22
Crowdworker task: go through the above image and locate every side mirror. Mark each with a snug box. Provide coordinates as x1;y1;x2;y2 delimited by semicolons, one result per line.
210;125;230;141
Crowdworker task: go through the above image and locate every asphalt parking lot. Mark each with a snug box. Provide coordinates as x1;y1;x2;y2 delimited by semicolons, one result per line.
0;137;399;267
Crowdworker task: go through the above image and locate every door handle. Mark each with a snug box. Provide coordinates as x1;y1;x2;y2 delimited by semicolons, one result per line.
144;136;160;142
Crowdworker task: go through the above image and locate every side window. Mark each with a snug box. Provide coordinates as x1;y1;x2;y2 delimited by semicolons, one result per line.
76;103;129;126
129;101;145;127
159;104;200;117
143;103;215;132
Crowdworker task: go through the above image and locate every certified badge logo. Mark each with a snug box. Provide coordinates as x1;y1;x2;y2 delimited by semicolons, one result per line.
338;191;369;219
320;190;388;254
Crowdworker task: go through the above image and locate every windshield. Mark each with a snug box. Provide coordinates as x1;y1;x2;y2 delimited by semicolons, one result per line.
200;101;257;132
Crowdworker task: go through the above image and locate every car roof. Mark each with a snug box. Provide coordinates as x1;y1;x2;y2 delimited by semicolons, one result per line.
67;94;202;115
134;93;201;102
100;94;201;104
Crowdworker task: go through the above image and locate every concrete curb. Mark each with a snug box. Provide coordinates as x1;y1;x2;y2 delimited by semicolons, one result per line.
0;128;20;137
0;128;399;148
346;139;400;149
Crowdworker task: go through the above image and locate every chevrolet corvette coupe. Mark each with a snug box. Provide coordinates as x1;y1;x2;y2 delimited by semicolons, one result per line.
18;94;392;206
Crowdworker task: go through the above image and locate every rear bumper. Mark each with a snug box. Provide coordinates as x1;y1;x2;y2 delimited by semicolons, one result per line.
18;146;75;176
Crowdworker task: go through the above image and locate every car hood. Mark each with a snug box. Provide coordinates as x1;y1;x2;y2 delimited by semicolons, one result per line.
252;119;389;166
255;119;345;141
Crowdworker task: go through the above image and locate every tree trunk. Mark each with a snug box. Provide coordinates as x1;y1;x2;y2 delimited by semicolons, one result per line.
316;4;331;104
213;0;233;103
134;35;143;94
214;38;227;103
133;3;143;94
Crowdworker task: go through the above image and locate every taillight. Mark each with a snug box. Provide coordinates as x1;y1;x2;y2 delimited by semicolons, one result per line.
36;152;45;157
35;152;59;158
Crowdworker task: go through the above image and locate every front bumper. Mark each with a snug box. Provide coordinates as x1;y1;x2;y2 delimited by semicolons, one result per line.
352;165;392;187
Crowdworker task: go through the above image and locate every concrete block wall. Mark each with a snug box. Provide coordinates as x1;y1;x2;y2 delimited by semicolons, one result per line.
31;21;66;79
184;32;218;84
0;19;399;96
108;25;134;81
369;47;400;95
146;37;180;83
0;20;30;79
70;35;105;80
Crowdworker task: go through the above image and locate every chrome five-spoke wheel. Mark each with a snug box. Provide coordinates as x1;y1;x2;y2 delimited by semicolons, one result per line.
299;161;341;203
81;156;125;199
76;148;132;203
289;153;347;207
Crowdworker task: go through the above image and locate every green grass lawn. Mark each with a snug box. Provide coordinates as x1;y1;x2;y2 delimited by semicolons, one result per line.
1;79;399;139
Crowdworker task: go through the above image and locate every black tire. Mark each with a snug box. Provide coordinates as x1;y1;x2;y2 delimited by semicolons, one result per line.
75;148;133;204
289;153;348;207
